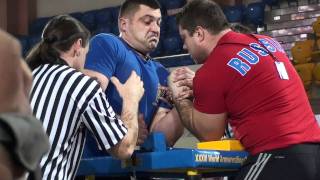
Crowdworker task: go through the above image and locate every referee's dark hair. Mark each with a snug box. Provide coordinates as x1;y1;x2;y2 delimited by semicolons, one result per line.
176;0;230;35
26;15;90;70
119;0;161;18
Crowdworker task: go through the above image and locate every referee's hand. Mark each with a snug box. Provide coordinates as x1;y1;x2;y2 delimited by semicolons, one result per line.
110;71;144;102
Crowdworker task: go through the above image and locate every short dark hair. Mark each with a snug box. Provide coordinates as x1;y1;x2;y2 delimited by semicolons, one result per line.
119;0;161;18
176;0;229;35
26;15;90;70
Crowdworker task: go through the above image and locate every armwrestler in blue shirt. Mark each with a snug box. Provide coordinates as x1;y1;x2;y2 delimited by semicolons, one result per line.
84;0;184;146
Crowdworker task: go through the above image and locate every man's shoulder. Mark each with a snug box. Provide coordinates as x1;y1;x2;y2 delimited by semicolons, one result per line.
91;33;122;45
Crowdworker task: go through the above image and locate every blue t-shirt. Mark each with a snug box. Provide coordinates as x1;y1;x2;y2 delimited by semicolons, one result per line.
85;33;171;126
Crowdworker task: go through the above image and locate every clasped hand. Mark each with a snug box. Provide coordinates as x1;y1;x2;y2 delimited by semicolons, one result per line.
168;67;195;102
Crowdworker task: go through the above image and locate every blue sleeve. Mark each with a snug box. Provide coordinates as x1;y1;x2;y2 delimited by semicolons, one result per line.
85;34;121;79
155;62;169;87
155;62;173;109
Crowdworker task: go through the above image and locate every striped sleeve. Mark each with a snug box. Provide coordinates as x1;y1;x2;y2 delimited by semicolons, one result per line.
82;89;127;151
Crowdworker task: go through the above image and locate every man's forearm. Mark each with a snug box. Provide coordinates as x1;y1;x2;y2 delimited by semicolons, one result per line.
150;108;184;147
121;99;139;146
109;99;139;159
173;99;198;138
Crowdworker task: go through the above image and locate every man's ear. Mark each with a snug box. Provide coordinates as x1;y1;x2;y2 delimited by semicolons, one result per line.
194;26;205;42
119;17;128;33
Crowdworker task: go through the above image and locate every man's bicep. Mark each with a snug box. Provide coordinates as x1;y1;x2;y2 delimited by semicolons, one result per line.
83;69;110;91
192;108;227;142
84;35;120;86
150;107;171;131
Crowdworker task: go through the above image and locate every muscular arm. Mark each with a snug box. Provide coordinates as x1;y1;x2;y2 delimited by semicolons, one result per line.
148;67;192;146
173;99;227;142
150;107;184;147
84;70;143;159
84;69;184;146
108;99;139;159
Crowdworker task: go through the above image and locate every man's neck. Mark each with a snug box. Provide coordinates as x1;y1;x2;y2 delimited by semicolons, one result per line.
206;28;231;55
120;36;150;61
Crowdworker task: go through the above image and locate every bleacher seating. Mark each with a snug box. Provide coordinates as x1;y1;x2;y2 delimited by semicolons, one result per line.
23;0;265;62
28;34;41;49
245;2;266;26
111;24;119;36
291;40;314;64
165;16;179;35
312;17;320;37
29;17;51;35
69;12;83;21
314;62;320;85
160;16;168;36
93;24;112;36
295;63;315;90
110;6;120;21
223;5;245;23
95;8;114;26
18;0;320;71
287;0;299;7
309;0;320;4
17;36;30;56
161;0;186;10
162;34;182;55
263;1;320;59
150;40;163;57
280;9;320;100
263;0;280;9
80;10;98;31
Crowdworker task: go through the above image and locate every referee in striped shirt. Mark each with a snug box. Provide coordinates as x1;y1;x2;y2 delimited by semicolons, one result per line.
26;15;144;180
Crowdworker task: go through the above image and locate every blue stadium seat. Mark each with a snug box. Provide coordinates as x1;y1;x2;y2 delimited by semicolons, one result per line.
223;5;245;23
80;10;98;31
160;16;168;36
69;12;83;21
93;24;112;35
95;8;114;26
29;17;51;35
160;7;168;16
263;0;280;9
165;16;179;35
150;39;163;57
308;0;320;4
287;0;299;7
162;34;183;55
111;23;119;36
157;0;168;10
28;34;41;48
245;2;265;26
17;36;30;56
110;6;120;22
162;0;186;10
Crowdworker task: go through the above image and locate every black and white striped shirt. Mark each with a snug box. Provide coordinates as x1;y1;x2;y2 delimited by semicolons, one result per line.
30;64;127;180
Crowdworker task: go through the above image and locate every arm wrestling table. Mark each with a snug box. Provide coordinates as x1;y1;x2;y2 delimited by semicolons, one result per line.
77;132;248;180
